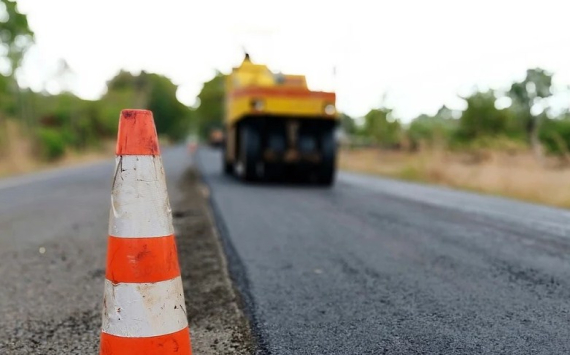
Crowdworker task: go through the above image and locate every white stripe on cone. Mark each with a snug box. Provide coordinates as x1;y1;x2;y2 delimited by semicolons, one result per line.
109;155;174;238
102;276;188;338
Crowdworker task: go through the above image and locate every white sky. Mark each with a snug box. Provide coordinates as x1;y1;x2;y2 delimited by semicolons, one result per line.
14;0;570;121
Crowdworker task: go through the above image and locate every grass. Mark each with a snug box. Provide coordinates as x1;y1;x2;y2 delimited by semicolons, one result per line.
339;147;570;209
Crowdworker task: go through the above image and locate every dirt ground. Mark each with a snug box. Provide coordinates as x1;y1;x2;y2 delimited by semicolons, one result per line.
340;148;570;208
172;167;255;355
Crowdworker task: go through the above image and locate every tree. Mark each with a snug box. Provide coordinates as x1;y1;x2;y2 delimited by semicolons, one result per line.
339;113;357;135
195;71;226;139
104;71;193;141
455;90;513;142
508;68;553;159
145;73;193;141
0;0;34;152
0;0;34;76
539;114;570;157
408;106;458;150
362;108;401;148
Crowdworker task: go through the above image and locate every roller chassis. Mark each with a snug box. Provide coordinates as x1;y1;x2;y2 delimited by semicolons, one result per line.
223;116;337;186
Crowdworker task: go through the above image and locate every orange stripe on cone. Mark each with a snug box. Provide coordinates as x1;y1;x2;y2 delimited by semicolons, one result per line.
100;327;192;355
105;235;181;284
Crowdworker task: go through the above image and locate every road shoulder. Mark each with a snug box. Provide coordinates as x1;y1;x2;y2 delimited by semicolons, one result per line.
173;167;254;354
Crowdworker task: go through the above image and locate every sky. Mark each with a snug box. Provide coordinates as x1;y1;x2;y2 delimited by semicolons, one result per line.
13;0;570;121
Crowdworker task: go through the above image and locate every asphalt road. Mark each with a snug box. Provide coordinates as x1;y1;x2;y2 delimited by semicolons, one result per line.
197;147;570;354
0;147;191;353
4;145;570;354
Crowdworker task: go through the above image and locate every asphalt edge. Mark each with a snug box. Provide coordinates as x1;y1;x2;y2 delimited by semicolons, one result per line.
194;149;271;355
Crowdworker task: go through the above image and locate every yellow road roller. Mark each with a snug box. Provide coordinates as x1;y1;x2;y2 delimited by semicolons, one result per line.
223;54;339;185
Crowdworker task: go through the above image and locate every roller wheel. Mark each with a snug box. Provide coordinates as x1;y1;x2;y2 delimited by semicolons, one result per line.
238;124;262;181
318;129;336;186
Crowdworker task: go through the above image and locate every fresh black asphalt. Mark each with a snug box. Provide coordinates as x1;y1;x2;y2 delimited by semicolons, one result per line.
197;147;570;355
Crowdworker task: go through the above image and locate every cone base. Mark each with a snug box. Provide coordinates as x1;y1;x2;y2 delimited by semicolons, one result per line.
100;327;192;355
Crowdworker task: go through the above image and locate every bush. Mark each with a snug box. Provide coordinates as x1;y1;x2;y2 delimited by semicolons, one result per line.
540;117;570;156
408;114;457;150
455;91;517;142
36;128;66;161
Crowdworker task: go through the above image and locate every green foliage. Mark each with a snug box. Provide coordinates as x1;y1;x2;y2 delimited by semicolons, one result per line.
36;127;66;161
104;71;194;141
195;71;226;139
147;74;193;141
97;89;138;135
362;108;401;148
0;74;15;112
0;73;9;94
539;115;570;155
0;0;34;75
455;91;515;142
28;92;113;150
508;68;553;145
509;69;553;110
2;69;194;161
342;68;564;156
408;106;458;149
339;113;357;135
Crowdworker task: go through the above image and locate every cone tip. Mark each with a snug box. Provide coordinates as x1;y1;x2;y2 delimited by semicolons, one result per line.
116;109;160;155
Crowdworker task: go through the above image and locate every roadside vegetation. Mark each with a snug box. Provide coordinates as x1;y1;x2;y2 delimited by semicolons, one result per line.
0;1;204;176
338;69;570;208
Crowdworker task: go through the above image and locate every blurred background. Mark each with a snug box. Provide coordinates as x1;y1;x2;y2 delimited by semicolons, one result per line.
2;0;570;205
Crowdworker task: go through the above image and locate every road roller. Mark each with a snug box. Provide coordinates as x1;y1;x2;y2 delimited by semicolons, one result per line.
223;54;339;185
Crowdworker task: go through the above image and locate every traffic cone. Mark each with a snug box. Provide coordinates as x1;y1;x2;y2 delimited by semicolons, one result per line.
99;109;192;355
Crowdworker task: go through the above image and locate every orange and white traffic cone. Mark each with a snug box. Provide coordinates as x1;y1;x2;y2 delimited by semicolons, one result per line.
99;109;192;355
